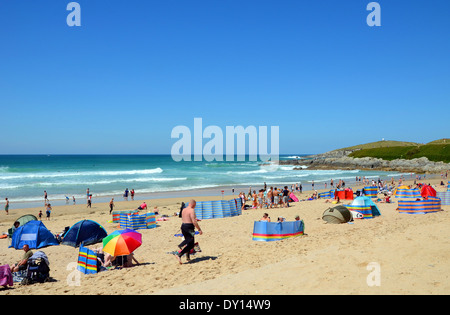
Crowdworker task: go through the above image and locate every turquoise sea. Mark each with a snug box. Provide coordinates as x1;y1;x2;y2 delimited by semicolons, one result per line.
0;155;410;209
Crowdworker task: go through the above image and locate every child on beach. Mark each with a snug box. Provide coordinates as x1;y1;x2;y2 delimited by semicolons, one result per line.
46;204;52;220
38;210;43;220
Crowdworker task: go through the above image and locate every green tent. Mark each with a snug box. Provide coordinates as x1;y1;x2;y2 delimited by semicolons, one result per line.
9;214;38;237
322;205;353;224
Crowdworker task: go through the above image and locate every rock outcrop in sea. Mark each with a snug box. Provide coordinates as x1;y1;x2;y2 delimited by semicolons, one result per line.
280;150;450;174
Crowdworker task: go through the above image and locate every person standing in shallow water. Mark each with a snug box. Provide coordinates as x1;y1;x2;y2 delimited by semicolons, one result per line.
4;198;9;215
174;200;203;264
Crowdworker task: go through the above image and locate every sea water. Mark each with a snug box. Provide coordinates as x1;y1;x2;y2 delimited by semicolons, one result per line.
0;155;410;209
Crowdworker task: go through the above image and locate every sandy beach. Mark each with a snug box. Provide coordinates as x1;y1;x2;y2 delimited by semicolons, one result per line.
0;176;449;295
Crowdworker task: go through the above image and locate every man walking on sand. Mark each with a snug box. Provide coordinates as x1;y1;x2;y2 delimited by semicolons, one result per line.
174;199;202;264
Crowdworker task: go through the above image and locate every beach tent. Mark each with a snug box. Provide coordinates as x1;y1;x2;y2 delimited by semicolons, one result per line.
77;245;98;275
119;212;157;230
421;185;436;199
189;199;242;220
363;186;378;198
252;220;304;242
61;220;108;248
322;205;353;224
436;192;450;205
13;214;38;229
9;220;59;250
393;186;421;199
345;196;381;219
8;214;38;239
397;197;441;214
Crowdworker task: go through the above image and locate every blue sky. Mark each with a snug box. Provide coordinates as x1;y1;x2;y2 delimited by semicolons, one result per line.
0;0;449;154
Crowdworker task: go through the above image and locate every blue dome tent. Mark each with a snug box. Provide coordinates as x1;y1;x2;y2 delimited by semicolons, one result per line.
61;219;108;248
9;220;59;249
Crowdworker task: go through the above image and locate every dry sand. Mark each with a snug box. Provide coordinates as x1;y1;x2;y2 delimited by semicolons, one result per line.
0;177;449;295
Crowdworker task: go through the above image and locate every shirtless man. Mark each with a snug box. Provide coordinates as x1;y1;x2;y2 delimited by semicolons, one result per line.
273;188;280;208
257;190;264;209
267;187;273;208
174;200;202;264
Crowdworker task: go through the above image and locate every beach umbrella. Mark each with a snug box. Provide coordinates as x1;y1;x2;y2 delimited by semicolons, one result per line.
102;229;142;256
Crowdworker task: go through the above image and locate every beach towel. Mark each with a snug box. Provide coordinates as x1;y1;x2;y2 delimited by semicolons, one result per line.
12;270;27;283
0;265;13;287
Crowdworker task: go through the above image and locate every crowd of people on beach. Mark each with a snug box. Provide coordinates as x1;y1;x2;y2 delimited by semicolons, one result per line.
238;185;295;210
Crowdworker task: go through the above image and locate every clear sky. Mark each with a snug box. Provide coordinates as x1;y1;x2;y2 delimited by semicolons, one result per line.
0;0;449;154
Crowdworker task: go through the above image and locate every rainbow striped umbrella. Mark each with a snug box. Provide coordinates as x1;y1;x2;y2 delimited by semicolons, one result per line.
102;229;142;256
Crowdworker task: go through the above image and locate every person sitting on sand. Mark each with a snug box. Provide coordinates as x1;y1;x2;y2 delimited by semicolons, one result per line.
124;253;140;267
153;206;159;215
260;213;271;222
102;252;115;268
10;244;33;273
379;194;391;203
11;221;20;235
137;202;147;210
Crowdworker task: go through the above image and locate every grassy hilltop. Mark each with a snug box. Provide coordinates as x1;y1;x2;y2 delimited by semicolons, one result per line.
346;139;450;163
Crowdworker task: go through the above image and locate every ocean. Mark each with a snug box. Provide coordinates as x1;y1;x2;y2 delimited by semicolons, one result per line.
0;155;410;209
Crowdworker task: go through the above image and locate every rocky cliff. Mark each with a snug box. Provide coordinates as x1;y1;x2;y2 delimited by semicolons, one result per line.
281;151;450;174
